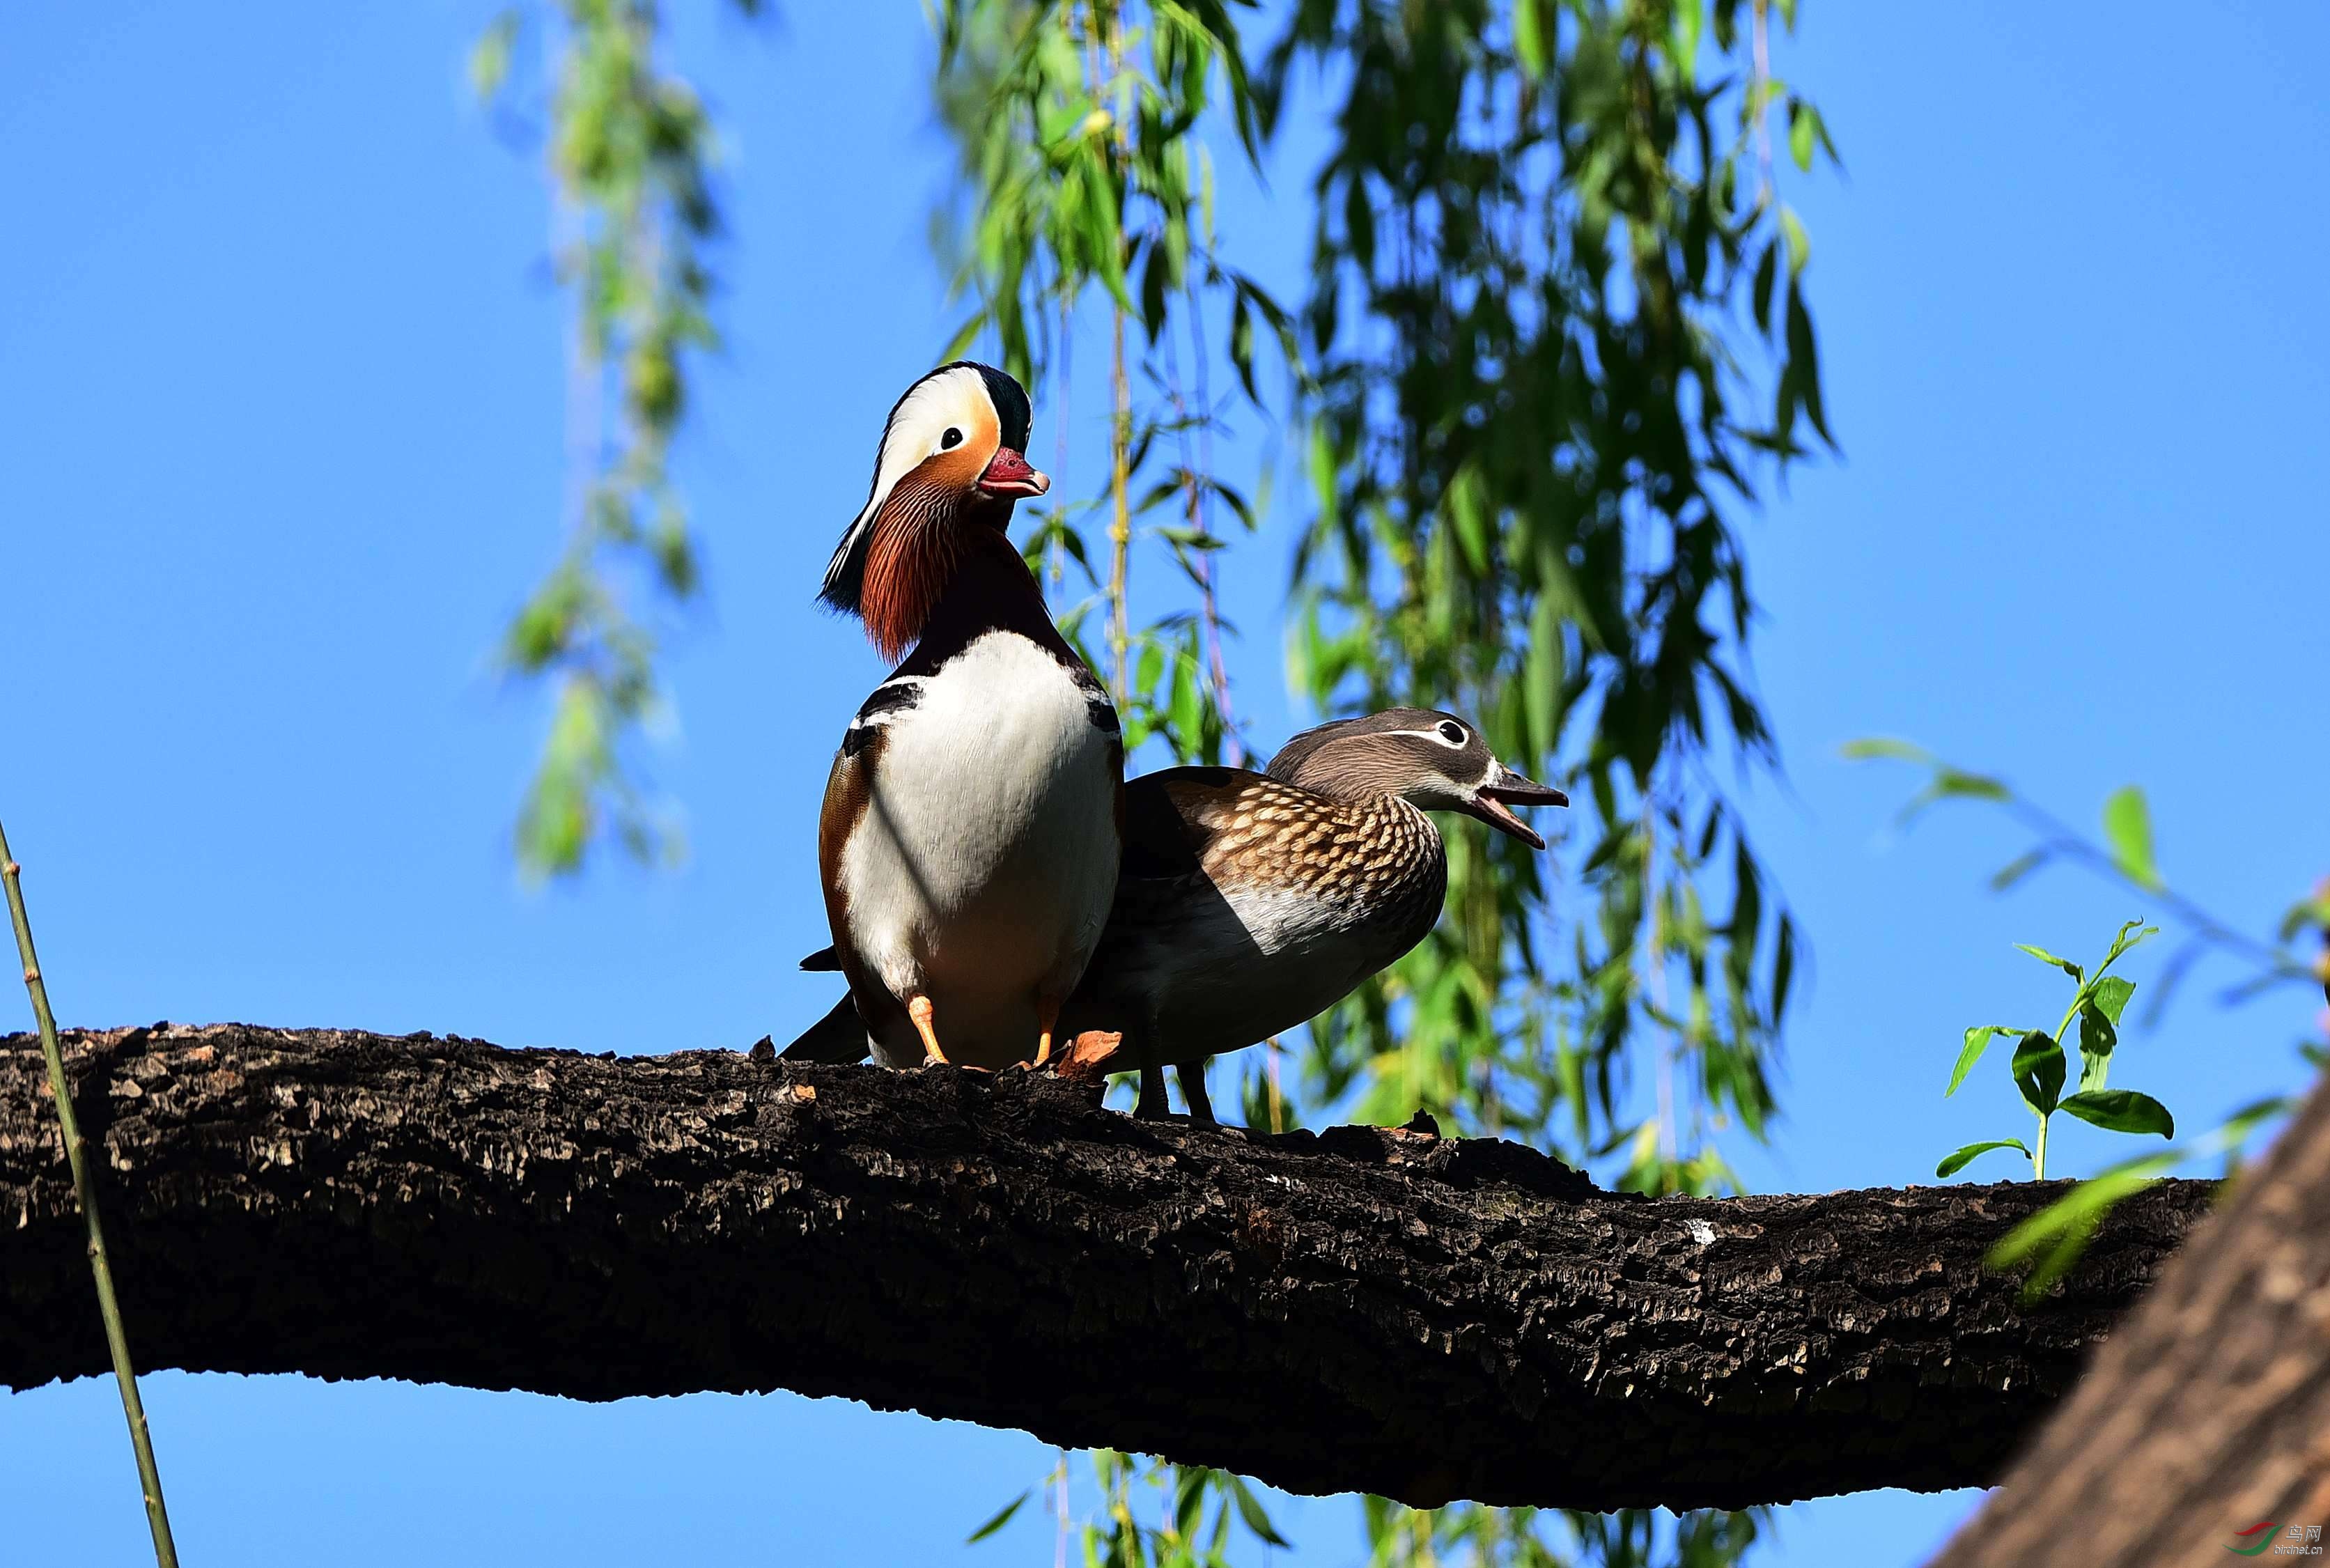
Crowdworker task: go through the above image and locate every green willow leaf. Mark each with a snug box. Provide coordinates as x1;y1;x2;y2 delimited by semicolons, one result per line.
2088;972;2137;1025
965;1489;1029;1544
1838;736;1933;763
2014;943;2083;981
2011;1030;2066;1115
2058;1089;2175;1138
2075;1000;2118;1090
1948;1025;2020;1096
1988;1151;2178;1298
1223;1473;1290;1548
2099;917;2159;971
2102;785;2162;889
1936;1139;2030;1179
1989;848;2048;892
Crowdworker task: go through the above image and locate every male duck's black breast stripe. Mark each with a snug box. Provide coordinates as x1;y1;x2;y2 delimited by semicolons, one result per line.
1069;663;1121;733
855;678;925;724
841;678;924;757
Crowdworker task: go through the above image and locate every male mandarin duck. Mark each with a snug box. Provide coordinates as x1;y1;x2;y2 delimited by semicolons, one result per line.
814;362;1122;1071
788;707;1564;1121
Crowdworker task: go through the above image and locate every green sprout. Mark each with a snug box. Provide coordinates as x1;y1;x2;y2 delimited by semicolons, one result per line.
1937;919;2175;1179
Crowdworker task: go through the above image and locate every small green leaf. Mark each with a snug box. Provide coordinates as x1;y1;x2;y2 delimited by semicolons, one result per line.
1223;1474;1291;1547
1838;736;1932;763
1513;0;1548;77
1780;205;1810;276
2012;1030;2065;1115
938;309;988;366
2014;944;2083;981
2098;919;2159;972
469;9;520;102
2076;1000;2118;1090
1788;100;1817;171
2102;785;2161;890
2058;1089;2174;1138
1936;1140;2030;1179
965;1489;1029;1544
1988;848;2047;892
2088;973;2136;1025
1948;1025;2018;1097
1934;766;2011;802
1895;766;2012;827
1987;1151;2177;1298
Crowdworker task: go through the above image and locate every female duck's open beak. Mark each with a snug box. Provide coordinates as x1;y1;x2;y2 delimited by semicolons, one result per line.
1455;761;1569;850
976;447;1050;499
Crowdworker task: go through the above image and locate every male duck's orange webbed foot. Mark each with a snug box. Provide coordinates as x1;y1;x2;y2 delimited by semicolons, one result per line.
998;993;1066;1076
1030;993;1063;1069
907;994;949;1066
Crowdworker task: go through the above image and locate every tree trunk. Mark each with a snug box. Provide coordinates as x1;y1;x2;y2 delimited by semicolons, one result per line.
0;1023;2211;1512
1929;1071;2330;1567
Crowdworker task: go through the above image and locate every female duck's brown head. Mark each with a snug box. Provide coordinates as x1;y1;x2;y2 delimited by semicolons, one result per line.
1267;708;1569;848
820;362;1049;660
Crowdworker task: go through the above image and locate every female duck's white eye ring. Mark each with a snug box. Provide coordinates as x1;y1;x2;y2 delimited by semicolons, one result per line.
940;426;965;450
1436;720;1467;745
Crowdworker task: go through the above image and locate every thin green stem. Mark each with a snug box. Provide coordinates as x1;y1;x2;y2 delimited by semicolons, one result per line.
2003;795;2289;972
2033;1110;2049;1181
0;821;179;1568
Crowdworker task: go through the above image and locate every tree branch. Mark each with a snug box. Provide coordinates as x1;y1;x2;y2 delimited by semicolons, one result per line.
1;1024;2212;1512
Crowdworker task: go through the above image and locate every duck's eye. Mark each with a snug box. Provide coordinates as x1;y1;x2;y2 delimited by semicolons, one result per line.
1436;721;1467;745
940;427;965;450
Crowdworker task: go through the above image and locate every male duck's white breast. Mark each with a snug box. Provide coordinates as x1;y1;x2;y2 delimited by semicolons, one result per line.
839;630;1119;1003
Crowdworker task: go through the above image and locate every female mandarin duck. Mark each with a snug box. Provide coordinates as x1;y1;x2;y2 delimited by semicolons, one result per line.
815;362;1122;1071
789;707;1562;1121
1059;708;1564;1119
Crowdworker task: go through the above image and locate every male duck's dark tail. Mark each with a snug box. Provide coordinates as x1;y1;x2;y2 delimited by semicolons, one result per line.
782;991;871;1063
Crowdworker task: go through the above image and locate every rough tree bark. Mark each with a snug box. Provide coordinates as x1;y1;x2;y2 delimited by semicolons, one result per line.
1930;1072;2330;1568
0;1024;2212;1512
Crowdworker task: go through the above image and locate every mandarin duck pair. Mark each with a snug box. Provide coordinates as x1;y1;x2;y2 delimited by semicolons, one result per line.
794;362;1565;1121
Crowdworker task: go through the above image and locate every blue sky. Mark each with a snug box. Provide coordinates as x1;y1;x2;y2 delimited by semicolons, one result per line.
3;2;2325;1564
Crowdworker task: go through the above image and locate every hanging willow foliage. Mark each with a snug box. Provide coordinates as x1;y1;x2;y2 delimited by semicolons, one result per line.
1271;0;1823;1176
931;0;1298;766
475;0;758;876
1261;6;1832;1555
